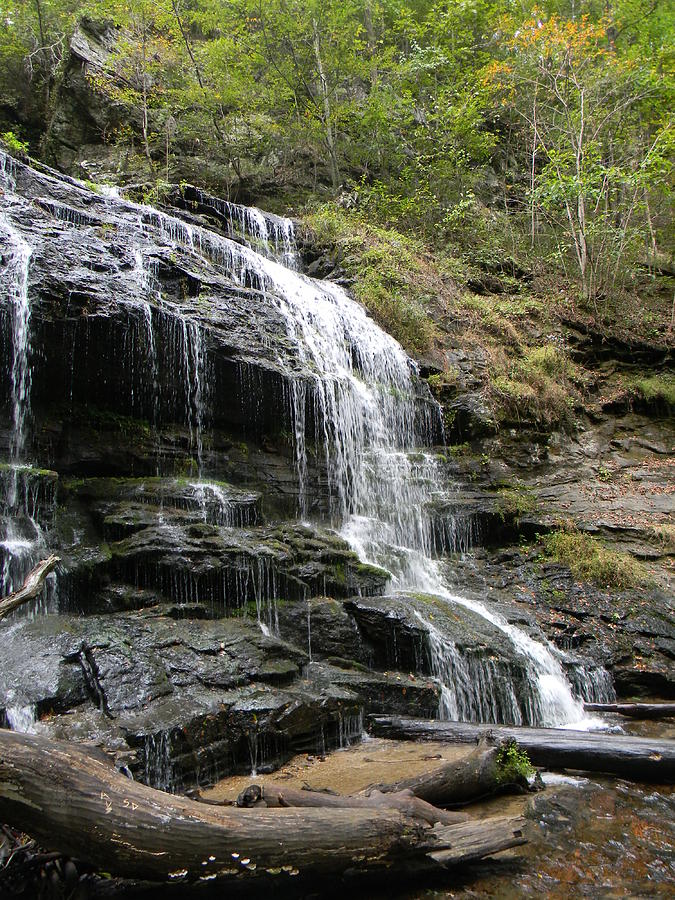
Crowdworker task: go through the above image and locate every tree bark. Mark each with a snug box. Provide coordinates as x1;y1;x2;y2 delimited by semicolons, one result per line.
0;730;527;883
369;717;675;783
584;702;675;720
0;554;59;620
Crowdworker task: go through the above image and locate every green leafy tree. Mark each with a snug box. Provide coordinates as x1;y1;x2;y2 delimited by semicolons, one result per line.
485;11;673;302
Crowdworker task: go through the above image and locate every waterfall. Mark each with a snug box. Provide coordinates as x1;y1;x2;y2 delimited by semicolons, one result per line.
0;156;55;606
0;151;611;725
4;220;32;466
227;220;603;727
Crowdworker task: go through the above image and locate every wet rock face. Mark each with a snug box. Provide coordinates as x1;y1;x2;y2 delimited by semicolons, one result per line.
2;152;669;795
346;593;551;725
0;154;439;788
0;608;439;790
0;160;309;451
0;463;413;790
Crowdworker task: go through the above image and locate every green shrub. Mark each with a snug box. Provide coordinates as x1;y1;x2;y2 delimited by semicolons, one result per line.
494;484;537;522
0;130;28;155
495;741;534;784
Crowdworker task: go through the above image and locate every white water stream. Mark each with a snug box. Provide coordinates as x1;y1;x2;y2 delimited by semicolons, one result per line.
0;155;55;605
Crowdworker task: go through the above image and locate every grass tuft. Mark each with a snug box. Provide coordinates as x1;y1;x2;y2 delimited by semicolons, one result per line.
542;527;651;590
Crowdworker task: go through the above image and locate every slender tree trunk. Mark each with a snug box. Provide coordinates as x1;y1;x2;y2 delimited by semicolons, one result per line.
575;89;591;302
364;0;378;89
530;87;538;249
312;18;340;191
140;19;152;166
33;0;51;104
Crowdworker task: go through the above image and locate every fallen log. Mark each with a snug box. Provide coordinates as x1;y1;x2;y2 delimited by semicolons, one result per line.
373;716;675;782
0;730;527;883
233;736;531;822
366;735;531;805
0;554;59;620
236;782;469;826
369;716;675;783
584;702;675;720
428;816;529;866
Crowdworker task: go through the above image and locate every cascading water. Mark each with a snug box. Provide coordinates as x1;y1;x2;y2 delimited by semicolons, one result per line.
0;150;612;728
187;187;298;270
195;212;606;727
0;155;55;608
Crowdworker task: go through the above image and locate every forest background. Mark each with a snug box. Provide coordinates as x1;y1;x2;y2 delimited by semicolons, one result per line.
1;0;673;412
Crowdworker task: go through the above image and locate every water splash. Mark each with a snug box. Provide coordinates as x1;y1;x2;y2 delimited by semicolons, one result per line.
5;703;38;733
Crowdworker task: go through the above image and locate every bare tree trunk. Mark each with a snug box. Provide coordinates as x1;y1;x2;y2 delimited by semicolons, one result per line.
366;736;530;804
369;717;675;783
33;0;51;104
312;18;340;191
530;87;538;249
140;18;152;167
0;555;59;620
585;701;675;719
364;0;378;89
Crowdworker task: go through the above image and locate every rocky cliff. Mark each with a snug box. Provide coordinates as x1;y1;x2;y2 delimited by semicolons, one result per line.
0;151;671;795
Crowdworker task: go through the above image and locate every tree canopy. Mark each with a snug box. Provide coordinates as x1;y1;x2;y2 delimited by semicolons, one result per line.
1;0;673;302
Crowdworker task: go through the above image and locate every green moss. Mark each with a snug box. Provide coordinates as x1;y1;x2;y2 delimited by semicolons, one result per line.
627;373;675;408
332;562;346;585
448;442;471;458
354;561;390;581
494;484;537;523
67;405;152;438
495;741;534;784
542;527;651;590
410;591;441;605
324;656;370;672
0;462;58;479
492;344;575;426
427;366;460;397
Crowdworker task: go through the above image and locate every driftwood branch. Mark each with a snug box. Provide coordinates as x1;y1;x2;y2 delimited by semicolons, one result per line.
369;716;675;783
236;783;469;826
0;730;528;883
0;555;59;620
